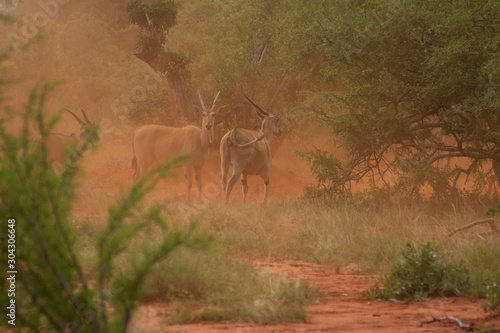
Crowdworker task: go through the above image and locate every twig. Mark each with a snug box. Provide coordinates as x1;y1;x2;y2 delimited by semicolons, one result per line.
448;218;500;238
421;316;472;330
421;315;500;332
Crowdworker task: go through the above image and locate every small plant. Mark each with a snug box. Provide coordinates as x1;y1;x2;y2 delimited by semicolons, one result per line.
364;241;471;301
295;147;346;198
482;281;500;315
474;324;495;333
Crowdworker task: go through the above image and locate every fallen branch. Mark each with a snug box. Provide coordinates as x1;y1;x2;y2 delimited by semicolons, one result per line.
447;218;500;238
421;315;500;332
421;315;472;330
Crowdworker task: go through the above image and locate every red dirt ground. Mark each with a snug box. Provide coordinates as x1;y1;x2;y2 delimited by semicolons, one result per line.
133;259;499;333
75;135;499;333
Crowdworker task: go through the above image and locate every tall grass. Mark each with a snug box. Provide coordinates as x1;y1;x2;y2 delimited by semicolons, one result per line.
169;198;500;276
146;249;320;324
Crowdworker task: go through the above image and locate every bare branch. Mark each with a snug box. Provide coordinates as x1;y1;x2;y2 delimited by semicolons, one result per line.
447;218;500;238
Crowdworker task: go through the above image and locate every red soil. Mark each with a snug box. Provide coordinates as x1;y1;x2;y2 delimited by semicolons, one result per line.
133;259;498;332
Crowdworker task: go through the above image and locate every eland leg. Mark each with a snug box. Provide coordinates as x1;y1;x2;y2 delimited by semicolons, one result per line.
194;166;203;203
220;142;230;194
241;173;248;202
134;156;152;182
261;174;269;205
184;166;192;202
221;161;229;194
225;168;242;202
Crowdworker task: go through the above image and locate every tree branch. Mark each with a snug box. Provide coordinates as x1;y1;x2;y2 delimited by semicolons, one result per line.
447;218;500;238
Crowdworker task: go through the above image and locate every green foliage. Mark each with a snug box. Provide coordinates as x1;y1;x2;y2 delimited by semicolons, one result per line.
126;87;172;126
289;0;500;199
127;0;199;123
157;50;192;80
0;82;98;331
127;0;183;72
165;0;306;131
487;202;500;217
128;0;500;199
0;82;210;332
127;0;177;42
474;324;496;333
295;148;347;198
364;241;471;301
482;279;500;315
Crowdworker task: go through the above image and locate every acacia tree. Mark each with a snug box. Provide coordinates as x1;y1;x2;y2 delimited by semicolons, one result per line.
292;0;500;199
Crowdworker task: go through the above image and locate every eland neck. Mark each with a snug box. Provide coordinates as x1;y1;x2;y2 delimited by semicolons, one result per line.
200;127;214;151
260;118;274;144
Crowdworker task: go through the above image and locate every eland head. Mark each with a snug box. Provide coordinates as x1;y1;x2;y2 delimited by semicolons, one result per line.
196;91;223;148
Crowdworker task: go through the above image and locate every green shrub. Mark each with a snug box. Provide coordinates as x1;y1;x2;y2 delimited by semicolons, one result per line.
295;148;346;198
0;82;209;332
482;281;500;315
364;241;471;301
126;87;173;126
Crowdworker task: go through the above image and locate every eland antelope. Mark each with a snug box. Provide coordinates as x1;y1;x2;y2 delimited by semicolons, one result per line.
131;91;222;202
44;109;93;167
220;94;282;204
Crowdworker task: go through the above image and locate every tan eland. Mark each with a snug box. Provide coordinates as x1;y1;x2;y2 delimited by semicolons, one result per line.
131;91;222;202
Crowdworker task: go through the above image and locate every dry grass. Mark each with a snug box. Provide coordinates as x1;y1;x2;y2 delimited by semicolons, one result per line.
167;198;500;275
